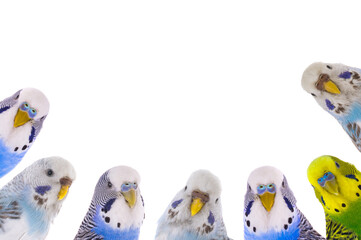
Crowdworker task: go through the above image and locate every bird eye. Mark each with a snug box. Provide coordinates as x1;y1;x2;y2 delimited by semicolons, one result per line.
184;186;187;191
28;108;37;118
327;65;332;70
20;102;29;111
335;162;340;168
215;198;219;203
46;169;54;177
15;95;19;100
311;93;316;97
108;182;112;188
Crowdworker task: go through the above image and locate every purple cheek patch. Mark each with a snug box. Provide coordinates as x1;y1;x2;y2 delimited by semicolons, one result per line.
339;71;352;79
325;99;335;110
171;199;183;208
35;185;51;196
208;211;215;225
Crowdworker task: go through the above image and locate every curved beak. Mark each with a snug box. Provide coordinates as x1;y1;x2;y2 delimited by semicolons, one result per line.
316;74;340;94
259;192;275;212
14;109;31;128
324;80;341;94
191;198;204;216
122;189;137;208
57;177;73;201
324;178;339;195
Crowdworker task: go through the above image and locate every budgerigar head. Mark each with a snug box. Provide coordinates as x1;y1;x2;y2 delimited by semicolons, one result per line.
91;166;144;229
12;88;49;128
161;169;223;234
247;166;293;213
307;155;361;216
20;156;76;219
301;62;361;115
245;166;299;235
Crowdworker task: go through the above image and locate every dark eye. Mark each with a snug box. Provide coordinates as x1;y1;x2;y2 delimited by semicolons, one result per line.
184;186;187;191
327;65;332;70
311;93;316;97
282;181;285;187
15;95;19;100
46;169;54;177
108;182;112;188
335;162;340;168
215;198;219;203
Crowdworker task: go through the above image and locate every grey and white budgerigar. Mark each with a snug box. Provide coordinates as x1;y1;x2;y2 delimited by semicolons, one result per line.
0;156;76;240
0;88;49;178
155;169;232;240
302;62;361;152
244;166;324;240
75;166;145;240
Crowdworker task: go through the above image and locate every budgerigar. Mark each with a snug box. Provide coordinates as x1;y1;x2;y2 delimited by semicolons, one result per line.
244;166;324;240
155;169;232;240
302;62;361;152
0;88;49;177
75;166;145;240
0;156;75;240
308;155;361;239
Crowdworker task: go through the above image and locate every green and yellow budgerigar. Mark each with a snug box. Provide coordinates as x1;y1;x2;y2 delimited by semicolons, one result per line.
307;155;361;239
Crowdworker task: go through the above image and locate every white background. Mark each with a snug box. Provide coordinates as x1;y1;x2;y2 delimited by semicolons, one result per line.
1;1;361;239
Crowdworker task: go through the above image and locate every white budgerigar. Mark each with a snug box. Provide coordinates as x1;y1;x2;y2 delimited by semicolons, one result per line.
75;166;145;240
302;62;361;152
155;170;232;240
0;156;76;240
0;88;49;177
244;166;324;240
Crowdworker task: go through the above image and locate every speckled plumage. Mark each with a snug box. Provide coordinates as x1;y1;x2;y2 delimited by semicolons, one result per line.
0;156;75;240
308;155;361;239
155;170;231;240
244;166;324;240
302;62;361;153
0;88;49;177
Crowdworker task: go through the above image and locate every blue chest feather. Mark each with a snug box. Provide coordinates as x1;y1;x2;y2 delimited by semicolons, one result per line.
0;139;26;177
20;187;49;235
337;102;361;124
92;205;140;240
244;214;300;240
169;231;215;240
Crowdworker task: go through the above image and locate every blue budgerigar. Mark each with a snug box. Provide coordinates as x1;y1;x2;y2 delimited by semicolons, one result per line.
155;170;232;240
302;62;361;152
0;88;49;177
0;156;76;240
75;166;145;240
244;166;324;240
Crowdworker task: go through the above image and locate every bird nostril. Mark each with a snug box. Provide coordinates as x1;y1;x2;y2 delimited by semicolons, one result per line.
60;176;73;187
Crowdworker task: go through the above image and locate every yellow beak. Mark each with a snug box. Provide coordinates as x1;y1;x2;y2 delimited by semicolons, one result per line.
324;179;339;195
191;198;205;216
57;185;69;200
122;189;137;208
260;192;275;212
324;80;341;94
14;109;31;128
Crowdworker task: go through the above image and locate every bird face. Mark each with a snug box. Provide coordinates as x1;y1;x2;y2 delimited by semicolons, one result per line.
190;190;210;216
317;171;339;195
24;157;76;206
184;170;222;217
13;88;49;128
301;62;348;97
120;182;138;208
14;102;38;128
104;166;141;209
257;183;276;212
